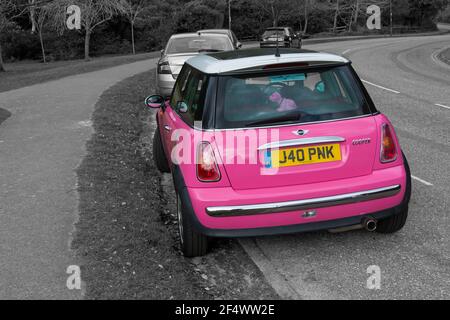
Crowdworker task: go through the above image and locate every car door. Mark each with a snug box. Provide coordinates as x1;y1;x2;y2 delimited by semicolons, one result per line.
161;65;192;163
164;66;209;165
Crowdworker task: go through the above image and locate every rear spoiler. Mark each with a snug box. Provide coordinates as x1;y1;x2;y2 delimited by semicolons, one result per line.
219;61;350;76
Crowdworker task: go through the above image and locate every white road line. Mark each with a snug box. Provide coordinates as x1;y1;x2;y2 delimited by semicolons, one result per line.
361;80;401;94
435;103;450;110
412;175;433;187
342;49;352;55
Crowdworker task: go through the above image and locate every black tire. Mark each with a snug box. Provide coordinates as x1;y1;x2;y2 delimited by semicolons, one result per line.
153;128;170;173
376;152;411;234
176;193;208;257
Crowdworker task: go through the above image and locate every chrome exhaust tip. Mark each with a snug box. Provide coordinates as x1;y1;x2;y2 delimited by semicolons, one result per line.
364;218;377;232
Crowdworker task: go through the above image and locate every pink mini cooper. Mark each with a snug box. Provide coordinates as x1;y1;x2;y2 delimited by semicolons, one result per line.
146;48;411;257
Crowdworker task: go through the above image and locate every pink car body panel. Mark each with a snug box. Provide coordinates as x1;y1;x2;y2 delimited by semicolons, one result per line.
188;165;406;229
158;101;406;231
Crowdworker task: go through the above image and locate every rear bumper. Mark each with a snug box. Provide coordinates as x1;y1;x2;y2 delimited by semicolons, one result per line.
173;165;409;238
206;185;401;217
156;73;175;97
260;41;289;48
189;204;404;238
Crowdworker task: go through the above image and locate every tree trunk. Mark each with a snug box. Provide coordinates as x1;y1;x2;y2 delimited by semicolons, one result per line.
131;21;135;55
39;28;46;63
354;0;360;24
84;30;91;60
333;0;340;33
304;0;309;33
271;4;277;27
0;43;5;72
29;0;37;33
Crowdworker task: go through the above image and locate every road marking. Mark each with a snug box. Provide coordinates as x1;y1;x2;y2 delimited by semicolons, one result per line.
342;49;352;55
435;103;450;110
431;47;450;70
361;80;400;94
412;175;433;186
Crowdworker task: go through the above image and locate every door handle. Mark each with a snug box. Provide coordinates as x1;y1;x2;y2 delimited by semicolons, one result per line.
164;125;172;132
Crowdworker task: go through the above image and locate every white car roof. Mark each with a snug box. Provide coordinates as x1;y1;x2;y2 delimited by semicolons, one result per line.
186;48;349;74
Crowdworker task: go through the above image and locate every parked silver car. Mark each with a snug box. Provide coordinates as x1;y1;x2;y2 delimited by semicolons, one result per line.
156;32;235;97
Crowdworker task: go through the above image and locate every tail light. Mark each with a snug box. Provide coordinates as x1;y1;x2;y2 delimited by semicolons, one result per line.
197;142;221;182
380;123;397;163
157;61;171;74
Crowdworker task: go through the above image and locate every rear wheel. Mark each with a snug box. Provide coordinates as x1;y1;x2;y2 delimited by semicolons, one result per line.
177;193;208;257
153;128;170;173
376;153;411;234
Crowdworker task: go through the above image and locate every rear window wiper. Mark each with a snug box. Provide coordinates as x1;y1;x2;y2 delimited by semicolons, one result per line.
245;113;301;127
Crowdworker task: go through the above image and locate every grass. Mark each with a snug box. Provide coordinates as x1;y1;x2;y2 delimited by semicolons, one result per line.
74;69;278;299
0;52;160;93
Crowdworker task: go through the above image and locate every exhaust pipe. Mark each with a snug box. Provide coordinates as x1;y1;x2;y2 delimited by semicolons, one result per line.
328;218;378;233
363;218;377;232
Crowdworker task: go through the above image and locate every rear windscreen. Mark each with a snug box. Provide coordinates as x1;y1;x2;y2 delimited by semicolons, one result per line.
215;65;372;129
263;30;285;38
166;36;233;54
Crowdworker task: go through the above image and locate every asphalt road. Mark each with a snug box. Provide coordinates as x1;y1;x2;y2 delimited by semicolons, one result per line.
0;59;158;299
240;34;450;299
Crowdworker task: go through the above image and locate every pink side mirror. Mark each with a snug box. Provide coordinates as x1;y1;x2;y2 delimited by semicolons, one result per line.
145;95;165;109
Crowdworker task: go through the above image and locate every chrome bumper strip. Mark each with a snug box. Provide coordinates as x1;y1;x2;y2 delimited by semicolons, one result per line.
206;185;401;217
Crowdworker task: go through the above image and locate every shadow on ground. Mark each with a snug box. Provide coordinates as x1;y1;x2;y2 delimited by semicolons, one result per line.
0;108;11;126
73;70;278;300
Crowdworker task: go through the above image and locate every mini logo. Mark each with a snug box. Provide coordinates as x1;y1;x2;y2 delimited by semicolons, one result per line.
294;129;309;136
352;138;371;145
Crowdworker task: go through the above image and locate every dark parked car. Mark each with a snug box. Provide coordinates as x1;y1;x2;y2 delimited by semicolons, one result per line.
260;27;302;49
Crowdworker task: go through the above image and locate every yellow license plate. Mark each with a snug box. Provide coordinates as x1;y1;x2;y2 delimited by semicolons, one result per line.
270;144;342;168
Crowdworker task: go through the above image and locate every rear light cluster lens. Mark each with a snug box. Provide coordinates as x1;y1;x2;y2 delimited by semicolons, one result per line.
197;142;221;182
380;123;397;163
157;61;171;74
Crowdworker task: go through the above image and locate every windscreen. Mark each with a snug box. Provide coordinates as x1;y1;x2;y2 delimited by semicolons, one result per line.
215;65;372;129
166;35;233;54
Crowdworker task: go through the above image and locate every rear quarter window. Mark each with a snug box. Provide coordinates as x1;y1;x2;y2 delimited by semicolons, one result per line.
171;66;209;126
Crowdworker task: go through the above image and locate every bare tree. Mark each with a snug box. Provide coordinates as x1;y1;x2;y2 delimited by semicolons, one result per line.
33;2;52;63
303;0;309;33
0;0;22;72
256;0;293;27
119;0;149;55
53;0;123;60
333;0;340;32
